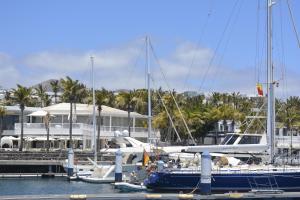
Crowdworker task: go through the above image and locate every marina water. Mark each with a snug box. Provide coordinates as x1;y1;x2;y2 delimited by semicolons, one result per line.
0;177;120;196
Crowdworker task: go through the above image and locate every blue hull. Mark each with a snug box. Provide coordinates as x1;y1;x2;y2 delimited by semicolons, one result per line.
145;170;300;192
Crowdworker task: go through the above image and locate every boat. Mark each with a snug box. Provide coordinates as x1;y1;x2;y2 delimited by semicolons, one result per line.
144;0;300;193
80;176;115;183
113;164;148;192
78;164;115;183
114;182;147;192
145;163;300;192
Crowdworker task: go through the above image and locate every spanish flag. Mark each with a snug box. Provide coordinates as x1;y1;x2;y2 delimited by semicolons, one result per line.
143;149;150;166
256;83;263;96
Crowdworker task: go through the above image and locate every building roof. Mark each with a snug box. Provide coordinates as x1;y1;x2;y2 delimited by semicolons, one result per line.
4;106;41;115
42;103;147;118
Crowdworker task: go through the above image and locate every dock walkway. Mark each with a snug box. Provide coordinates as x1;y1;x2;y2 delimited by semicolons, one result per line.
1;191;300;200
0;151;113;161
0;151;115;174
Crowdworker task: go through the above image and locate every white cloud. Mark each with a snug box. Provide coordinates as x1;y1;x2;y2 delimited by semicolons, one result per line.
150;42;215;91
24;41;143;72
172;42;213;65
1;40;299;97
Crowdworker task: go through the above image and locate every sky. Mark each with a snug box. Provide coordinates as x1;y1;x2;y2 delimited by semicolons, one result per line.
0;0;300;97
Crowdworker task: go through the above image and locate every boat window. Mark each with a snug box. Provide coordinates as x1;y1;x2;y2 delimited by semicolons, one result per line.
238;136;261;144
126;143;133;147
107;141;120;148
220;134;233;145
225;135;239;145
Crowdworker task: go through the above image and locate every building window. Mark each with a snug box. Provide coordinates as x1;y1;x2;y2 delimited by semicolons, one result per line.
283;128;287;136
275;128;279;136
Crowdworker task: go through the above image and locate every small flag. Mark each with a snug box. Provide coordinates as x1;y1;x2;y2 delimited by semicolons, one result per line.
256;83;263;96
143;149;150;166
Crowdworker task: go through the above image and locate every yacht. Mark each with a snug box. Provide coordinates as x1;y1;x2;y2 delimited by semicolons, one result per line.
144;0;300;193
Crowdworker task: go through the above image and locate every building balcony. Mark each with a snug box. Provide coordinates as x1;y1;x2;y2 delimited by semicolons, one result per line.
276;136;300;149
14;123;159;139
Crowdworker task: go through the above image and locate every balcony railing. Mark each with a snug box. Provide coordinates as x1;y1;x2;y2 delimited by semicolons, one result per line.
14;123;158;138
276;136;300;148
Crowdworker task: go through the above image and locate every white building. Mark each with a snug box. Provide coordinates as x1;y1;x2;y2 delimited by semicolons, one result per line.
1;103;158;150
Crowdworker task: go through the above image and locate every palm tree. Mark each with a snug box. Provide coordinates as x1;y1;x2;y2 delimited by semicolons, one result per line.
77;83;89;104
115;91;134;136
43;94;52;107
211;92;222;106
35;84;47;107
0;106;6;140
60;76;84;148
276;97;300;159
231;92;241;109
132;89;148;115
277;97;300;130
50;80;60;104
12;84;32;151
153;92;177;142
104;90;115;107
4;90;13;106
95;88;109;151
205;104;243;144
44;112;51;152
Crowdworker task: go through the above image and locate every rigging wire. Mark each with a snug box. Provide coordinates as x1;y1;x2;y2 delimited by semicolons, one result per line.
244;102;266;134
207;0;244;93
279;0;288;99
124;38;147;89
255;1;267;95
198;0;240;92
150;77;182;142
149;40;196;144
255;0;262;85
182;1;214;91
254;0;268;96
114;38;148;130
271;0;287;100
286;0;300;48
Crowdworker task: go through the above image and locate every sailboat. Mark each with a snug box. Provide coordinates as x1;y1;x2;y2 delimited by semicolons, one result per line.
75;38;156;183
144;0;300;192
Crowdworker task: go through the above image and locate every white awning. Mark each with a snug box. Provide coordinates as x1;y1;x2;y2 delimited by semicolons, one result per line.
28;110;47;117
28;110;55;117
26;137;55;141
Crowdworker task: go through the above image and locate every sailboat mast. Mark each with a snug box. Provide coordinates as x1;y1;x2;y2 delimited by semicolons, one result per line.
146;36;152;143
267;0;275;163
91;56;97;162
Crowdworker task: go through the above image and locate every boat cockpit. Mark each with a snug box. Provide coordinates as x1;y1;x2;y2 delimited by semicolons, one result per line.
220;133;265;145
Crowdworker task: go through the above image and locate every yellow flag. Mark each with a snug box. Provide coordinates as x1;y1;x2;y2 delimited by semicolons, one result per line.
256;83;263;96
143;149;150;166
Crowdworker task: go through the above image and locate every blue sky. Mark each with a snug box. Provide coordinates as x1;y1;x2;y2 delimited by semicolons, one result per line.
0;0;299;97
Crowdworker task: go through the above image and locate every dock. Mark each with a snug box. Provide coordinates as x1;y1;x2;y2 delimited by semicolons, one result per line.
1;191;300;200
0;173;66;178
0;151;115;174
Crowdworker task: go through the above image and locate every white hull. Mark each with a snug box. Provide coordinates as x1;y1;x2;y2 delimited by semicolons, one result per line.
79;176;115;183
114;182;147;191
